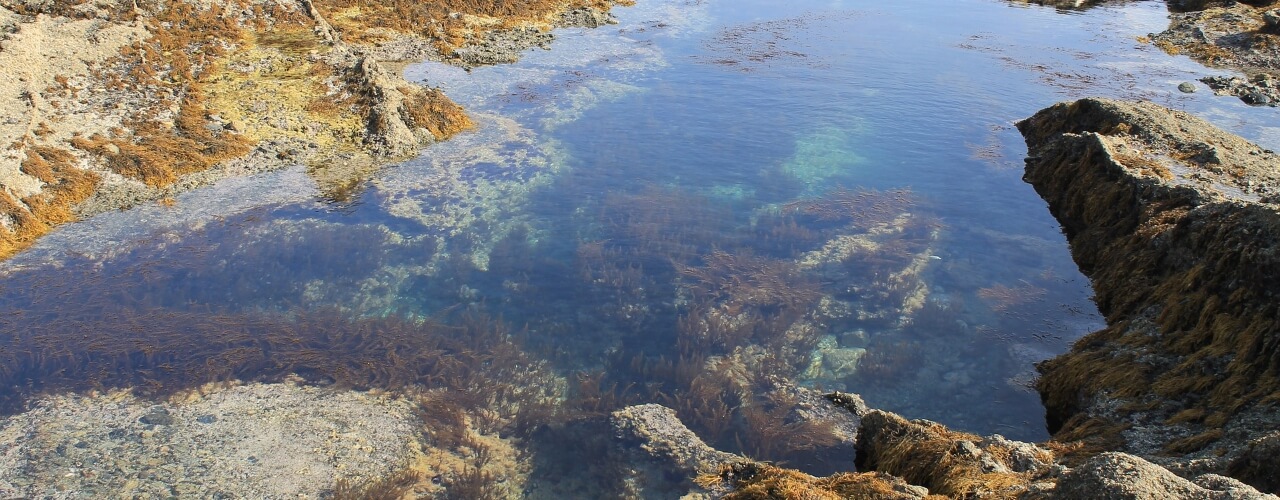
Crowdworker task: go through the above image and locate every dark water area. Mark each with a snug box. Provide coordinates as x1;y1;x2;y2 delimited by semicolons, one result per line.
2;0;1278;491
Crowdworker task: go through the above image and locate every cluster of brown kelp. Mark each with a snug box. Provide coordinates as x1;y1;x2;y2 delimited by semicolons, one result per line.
543;184;934;468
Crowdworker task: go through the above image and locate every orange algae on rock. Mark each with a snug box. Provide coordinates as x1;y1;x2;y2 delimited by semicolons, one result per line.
0;0;632;263
701;461;945;500
856;411;1053;499
0;146;99;259
1019;97;1280;490
311;0;632;54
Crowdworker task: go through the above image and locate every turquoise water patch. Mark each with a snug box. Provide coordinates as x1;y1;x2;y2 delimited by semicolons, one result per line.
781;125;868;192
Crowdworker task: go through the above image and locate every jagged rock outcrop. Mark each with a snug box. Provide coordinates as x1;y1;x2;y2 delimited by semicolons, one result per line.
856;410;1058;499
620;394;1277;499
1018;97;1280;491
356;57;428;157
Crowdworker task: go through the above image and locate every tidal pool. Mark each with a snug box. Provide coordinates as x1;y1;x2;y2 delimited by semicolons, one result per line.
1;0;1276;494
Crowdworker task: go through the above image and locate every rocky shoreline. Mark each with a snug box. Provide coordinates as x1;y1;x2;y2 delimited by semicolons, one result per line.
3;0;1280;498
614;391;1276;498
691;1;1280;495
1149;0;1280;105
0;0;625;260
1020;97;1280;491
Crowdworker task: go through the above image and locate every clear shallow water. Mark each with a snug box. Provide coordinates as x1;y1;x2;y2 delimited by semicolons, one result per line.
2;0;1277;489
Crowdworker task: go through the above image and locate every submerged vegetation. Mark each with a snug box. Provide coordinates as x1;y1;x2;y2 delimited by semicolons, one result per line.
0;1;1144;495
0;175;966;493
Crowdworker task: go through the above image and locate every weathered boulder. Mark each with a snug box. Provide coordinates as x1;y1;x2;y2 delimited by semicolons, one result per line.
1052;452;1276;500
1018;98;1280;491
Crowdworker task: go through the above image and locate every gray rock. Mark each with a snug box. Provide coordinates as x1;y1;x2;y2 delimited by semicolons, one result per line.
1053;452;1276;499
558;7;617;28
1178;81;1197;93
1227;431;1280;493
356;57;419;157
1201;74;1280;108
139;407;173;426
611;404;742;474
824;391;870;418
1243;91;1272;105
982;434;1054;474
1262;9;1280;34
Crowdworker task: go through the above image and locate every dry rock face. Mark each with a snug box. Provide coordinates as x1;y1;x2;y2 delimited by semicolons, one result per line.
1019;97;1280;492
1052;452;1276;500
611;403;744;475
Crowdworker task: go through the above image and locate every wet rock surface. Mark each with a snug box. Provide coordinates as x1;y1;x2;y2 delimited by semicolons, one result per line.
627;393;1277;499
1202;73;1280;106
1019;97;1280;492
1149;0;1280;106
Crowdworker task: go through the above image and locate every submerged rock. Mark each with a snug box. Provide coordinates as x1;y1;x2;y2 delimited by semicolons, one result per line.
1019;97;1280;491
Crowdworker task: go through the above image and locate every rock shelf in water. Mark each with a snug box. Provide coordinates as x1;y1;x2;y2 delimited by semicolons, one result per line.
1020;97;1280;492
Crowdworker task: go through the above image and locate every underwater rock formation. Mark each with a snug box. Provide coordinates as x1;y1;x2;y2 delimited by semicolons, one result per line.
1019;97;1280;491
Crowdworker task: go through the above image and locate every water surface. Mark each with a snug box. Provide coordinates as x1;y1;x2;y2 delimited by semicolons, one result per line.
3;0;1276;490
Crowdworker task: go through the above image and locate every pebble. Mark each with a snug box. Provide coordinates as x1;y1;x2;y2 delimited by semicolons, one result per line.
1177;81;1196;93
